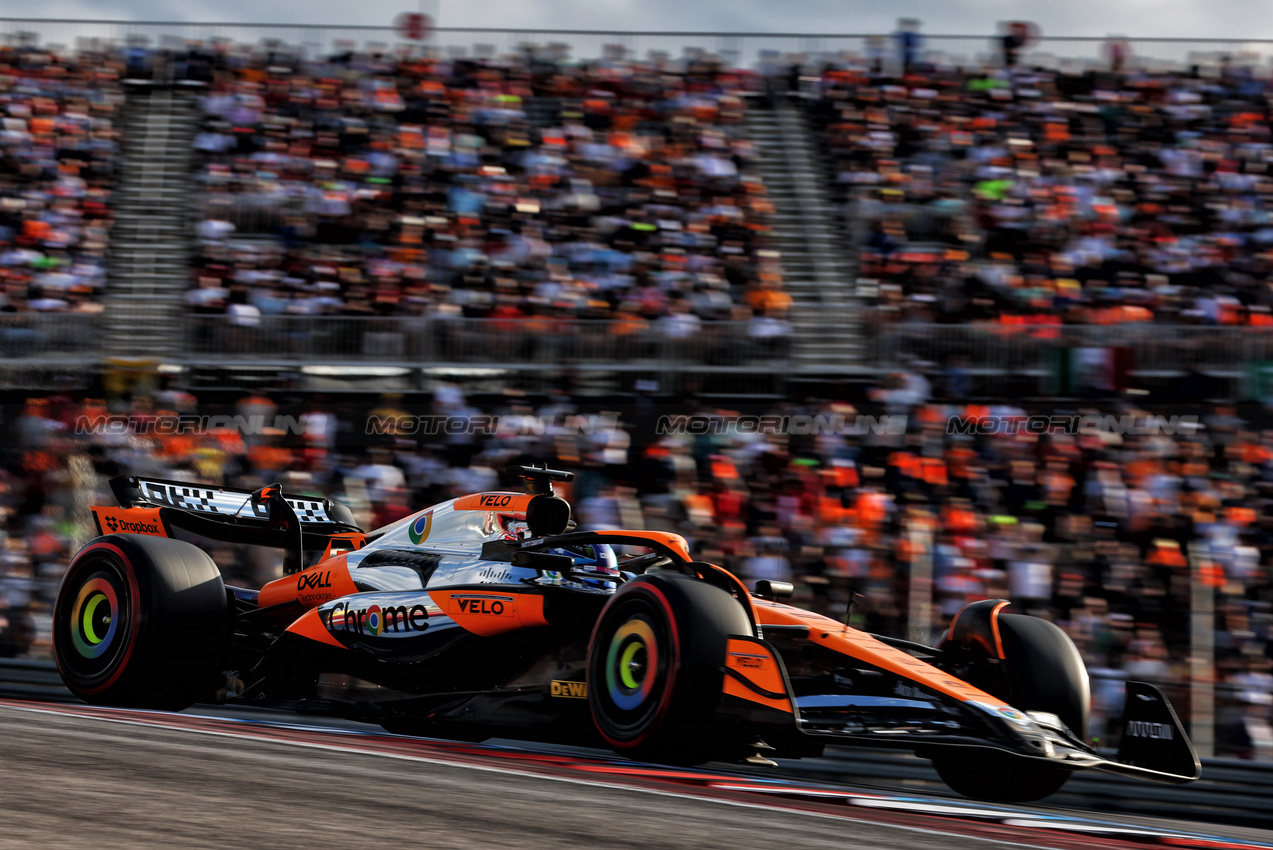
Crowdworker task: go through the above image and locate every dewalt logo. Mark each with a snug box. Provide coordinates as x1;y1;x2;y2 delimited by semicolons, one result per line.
550;680;588;699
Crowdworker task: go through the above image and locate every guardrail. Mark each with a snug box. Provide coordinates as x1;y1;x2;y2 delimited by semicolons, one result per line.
2;657;1267;826
181;315;790;370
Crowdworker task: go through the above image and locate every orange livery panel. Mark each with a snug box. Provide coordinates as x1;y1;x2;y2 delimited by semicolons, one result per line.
453;492;532;512
283;606;346;648
753;598;1013;710
723;637;793;713
319;533;367;562
259;555;359;610
429;587;549;636
91;506;168;538
594;530;692;561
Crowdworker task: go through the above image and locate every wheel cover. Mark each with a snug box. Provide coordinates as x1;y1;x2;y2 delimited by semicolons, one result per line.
54;547;137;691
590;588;679;748
70;577;119;659
605;617;659;711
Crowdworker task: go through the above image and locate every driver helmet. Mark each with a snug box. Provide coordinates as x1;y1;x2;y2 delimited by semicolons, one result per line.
545;543;620;586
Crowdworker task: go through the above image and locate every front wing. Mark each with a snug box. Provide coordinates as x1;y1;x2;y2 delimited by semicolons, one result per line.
716;635;1200;785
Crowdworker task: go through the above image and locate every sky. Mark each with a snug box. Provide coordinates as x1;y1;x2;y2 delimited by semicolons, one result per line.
9;0;1273;40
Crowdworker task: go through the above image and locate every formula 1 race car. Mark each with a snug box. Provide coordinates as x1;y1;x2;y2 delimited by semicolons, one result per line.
52;466;1200;802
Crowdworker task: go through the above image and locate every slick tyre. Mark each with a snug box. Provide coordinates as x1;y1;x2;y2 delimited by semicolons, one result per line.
932;613;1088;802
993;613;1090;740
587;572;750;765
930;750;1071;803
53;535;229;711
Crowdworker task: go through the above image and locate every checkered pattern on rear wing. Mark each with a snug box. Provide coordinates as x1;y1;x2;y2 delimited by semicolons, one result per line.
130;477;333;524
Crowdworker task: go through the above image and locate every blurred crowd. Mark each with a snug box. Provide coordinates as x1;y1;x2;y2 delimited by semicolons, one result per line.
11;36;1273;340
810;60;1273;328
187;47;789;332
4;380;1273;757
0;43;120;314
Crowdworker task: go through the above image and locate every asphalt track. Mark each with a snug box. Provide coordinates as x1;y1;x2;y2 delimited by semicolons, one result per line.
2;700;1271;850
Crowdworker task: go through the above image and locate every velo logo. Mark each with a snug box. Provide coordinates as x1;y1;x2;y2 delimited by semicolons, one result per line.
453;594;515;617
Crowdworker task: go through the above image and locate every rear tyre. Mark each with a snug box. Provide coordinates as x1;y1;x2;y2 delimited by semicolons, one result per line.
53;535;229;710
587;572;751;765
932;613;1088;802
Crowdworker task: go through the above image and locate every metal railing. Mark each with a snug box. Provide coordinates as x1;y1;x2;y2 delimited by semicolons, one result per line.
876;322;1273;377
6;313;1273;378
0;314;101;361
182;315;790;369
3;18;1273;73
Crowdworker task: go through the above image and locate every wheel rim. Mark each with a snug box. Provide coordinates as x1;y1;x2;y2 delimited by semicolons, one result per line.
605;616;659;712
71;576;119;659
589;584;682;748
56;552;133;686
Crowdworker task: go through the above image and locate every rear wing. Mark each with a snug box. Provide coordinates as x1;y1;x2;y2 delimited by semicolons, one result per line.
112;476;357;528
102;476;361;574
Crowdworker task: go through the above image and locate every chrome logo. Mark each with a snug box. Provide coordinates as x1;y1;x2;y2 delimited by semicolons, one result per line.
365;605;383;636
71;577;119;659
605;618;659;711
998;706;1028;724
407;511;433;545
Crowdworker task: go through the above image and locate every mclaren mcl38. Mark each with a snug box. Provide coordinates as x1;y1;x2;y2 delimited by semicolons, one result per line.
53;466;1199;802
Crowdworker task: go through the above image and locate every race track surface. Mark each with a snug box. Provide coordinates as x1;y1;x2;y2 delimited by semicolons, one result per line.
2;700;1269;850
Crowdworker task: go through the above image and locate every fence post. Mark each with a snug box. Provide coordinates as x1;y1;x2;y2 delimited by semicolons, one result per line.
906;514;934;645
1188;541;1216;758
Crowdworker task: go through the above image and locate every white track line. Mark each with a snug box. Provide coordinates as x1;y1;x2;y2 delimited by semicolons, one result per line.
1;701;1054;850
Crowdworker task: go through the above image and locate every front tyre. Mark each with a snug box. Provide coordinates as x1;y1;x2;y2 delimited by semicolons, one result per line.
587;572;751;764
932;611;1087;802
53;535;229;710
931;752;1071;803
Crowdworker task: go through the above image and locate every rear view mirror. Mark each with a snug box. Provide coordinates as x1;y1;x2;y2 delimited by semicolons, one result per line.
753;580;794;600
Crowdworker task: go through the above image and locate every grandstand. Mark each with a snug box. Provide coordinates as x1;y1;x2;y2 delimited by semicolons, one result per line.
0;24;1270;397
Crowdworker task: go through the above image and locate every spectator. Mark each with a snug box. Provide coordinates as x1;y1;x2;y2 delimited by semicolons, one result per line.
0;44;121;314
186;47;788;348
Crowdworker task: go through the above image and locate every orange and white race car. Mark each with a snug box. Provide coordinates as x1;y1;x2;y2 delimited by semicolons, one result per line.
53;465;1198;802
